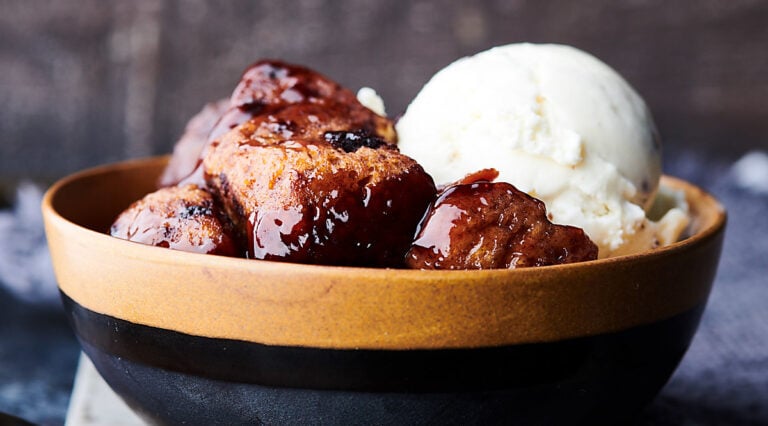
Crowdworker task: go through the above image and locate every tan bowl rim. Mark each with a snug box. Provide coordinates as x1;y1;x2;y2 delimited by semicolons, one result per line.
42;155;727;278
43;156;727;348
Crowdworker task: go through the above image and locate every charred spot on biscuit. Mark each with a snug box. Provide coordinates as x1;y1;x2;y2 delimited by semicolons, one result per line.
179;203;213;219
324;130;385;153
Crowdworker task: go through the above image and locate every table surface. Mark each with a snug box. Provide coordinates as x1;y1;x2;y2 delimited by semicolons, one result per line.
0;149;766;425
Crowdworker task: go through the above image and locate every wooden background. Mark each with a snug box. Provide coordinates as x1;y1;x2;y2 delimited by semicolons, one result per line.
1;0;766;185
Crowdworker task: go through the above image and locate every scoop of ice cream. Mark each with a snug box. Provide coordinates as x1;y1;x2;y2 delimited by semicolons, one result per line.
397;43;687;257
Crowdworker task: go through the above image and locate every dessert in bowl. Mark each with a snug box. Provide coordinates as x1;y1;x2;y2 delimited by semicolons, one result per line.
43;45;725;424
44;159;723;424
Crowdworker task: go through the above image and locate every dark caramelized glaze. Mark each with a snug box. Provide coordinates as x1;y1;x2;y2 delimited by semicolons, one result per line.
171;60;395;188
406;174;598;269
110;185;238;256
204;103;436;267
228;103;389;149
116;59;417;263
224;60;395;146
231;61;359;111
456;168;500;185
114;59;600;269
204;58;366;147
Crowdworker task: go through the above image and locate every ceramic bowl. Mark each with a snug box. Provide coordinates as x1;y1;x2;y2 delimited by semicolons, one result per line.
43;156;725;425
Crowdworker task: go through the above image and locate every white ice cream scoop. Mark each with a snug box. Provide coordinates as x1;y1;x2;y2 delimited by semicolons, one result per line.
397;43;687;257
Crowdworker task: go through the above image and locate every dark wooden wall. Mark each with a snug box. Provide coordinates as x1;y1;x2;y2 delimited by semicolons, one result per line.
1;0;766;182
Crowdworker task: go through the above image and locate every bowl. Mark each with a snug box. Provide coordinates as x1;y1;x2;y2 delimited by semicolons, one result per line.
43;156;725;425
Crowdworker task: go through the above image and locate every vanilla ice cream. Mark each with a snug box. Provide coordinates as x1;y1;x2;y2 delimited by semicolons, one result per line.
396;43;688;258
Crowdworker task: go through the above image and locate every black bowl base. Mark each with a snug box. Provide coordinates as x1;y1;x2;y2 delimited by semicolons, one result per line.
65;292;705;425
